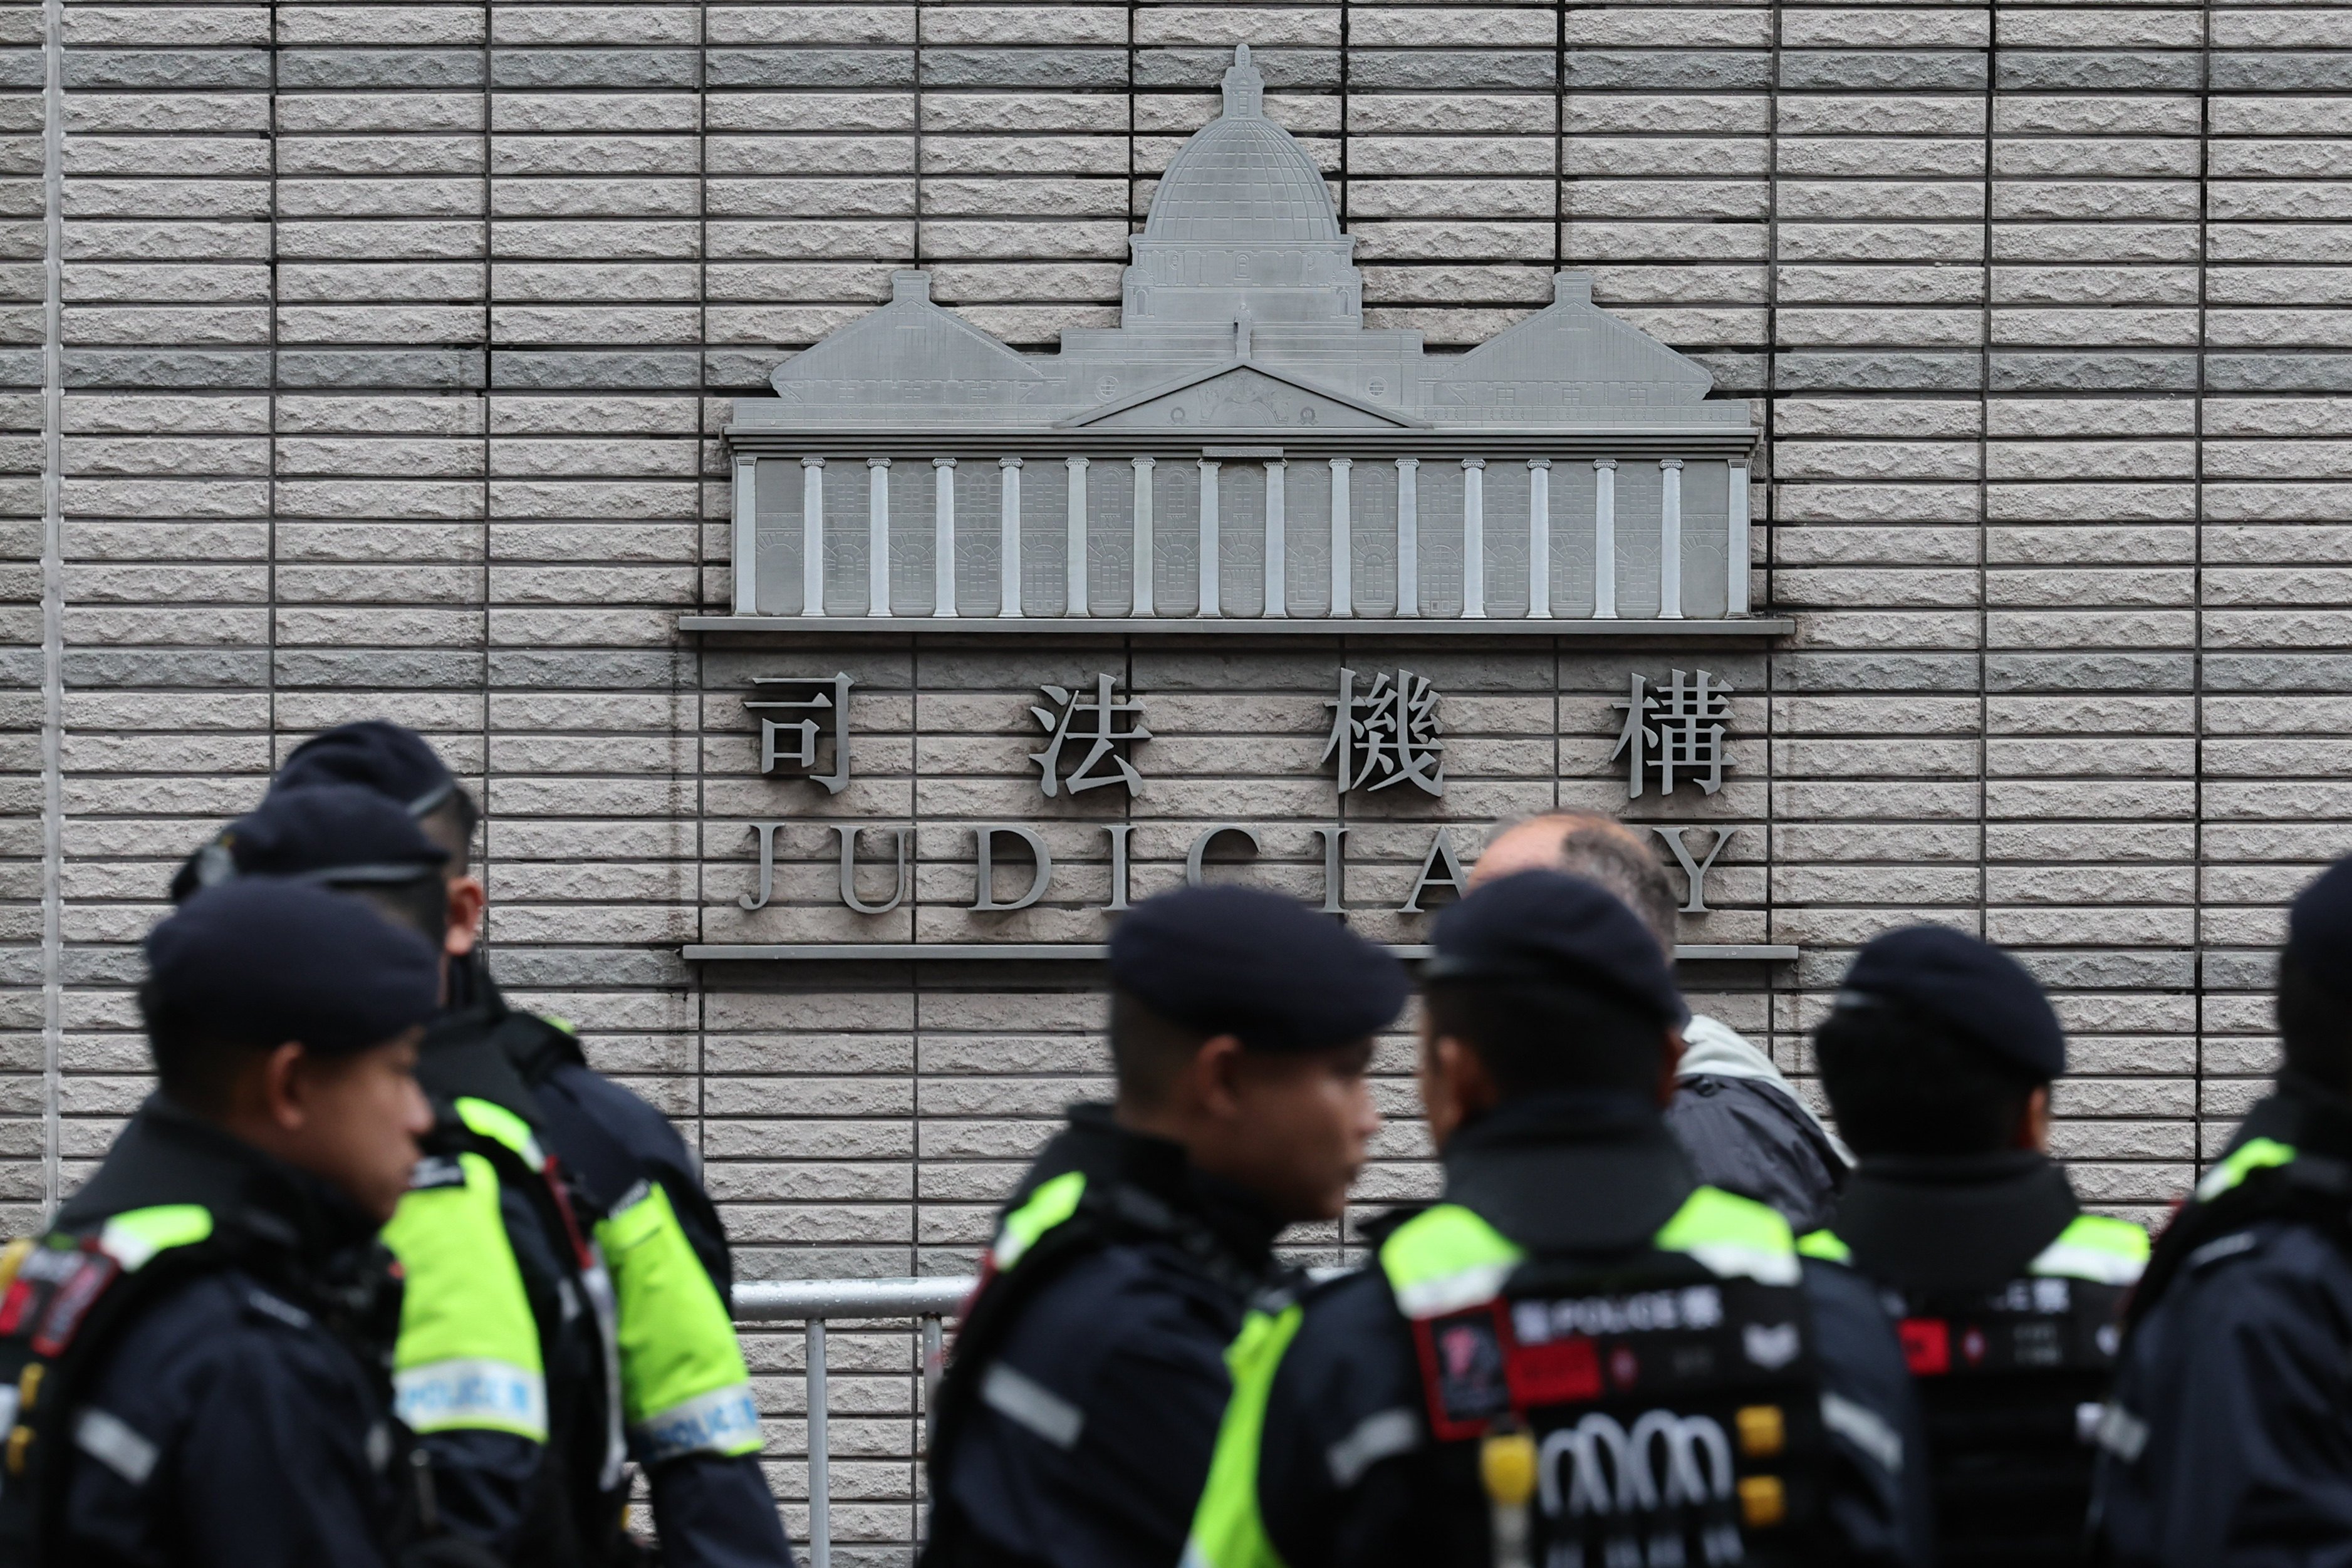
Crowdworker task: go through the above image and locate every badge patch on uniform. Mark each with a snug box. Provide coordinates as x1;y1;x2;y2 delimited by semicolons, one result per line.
33;1255;118;1358
1412;1307;1512;1438
1898;1318;1950;1376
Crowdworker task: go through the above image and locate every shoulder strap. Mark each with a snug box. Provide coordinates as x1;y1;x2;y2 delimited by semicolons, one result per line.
1378;1203;1524;1318
2128;1140;2349;1332
1380;1185;1801;1324
2026;1213;2149;1286
1651;1184;1801;1284
1796;1229;1850;1264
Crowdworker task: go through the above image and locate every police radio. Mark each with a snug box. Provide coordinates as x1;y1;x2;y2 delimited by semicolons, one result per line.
1409;1255;1828;1568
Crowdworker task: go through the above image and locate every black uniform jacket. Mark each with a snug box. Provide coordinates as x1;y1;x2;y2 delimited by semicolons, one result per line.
1667;1072;1847;1237
454;973;796;1568
1249;1094;1935;1568
51;1099;408;1568
1831;1150;2083;1292
928;1104;1287;1568
2093;1076;2352;1567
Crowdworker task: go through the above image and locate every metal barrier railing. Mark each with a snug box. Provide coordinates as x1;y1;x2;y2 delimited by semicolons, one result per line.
732;1276;976;1568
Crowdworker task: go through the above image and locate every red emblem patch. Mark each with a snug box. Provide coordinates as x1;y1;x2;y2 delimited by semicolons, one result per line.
1899;1318;1950;1376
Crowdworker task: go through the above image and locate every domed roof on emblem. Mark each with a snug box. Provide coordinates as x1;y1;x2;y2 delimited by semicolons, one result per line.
1140;45;1341;247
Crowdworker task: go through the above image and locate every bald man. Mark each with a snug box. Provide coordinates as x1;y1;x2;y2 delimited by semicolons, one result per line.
1472;813;1850;1232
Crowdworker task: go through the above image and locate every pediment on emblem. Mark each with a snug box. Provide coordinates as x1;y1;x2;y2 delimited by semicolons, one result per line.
762;271;1048;427
1424;271;1735;425
1067;362;1422;431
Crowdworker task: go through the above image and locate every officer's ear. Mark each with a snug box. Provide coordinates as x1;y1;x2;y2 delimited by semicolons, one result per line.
1658;1029;1686;1109
1190;1032;1250;1118
444;875;485;958
1418;1031;1497;1153
261;1041;318;1130
2016;1084;2053;1153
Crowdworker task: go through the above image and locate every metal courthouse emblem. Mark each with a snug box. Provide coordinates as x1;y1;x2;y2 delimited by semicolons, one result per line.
719;46;1757;631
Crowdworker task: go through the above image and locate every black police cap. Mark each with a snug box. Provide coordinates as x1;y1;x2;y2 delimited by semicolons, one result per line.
169;784;448;905
1107;884;1408;1052
146;880;441;1055
2287;856;2352;1000
271;720;459;819
1425;870;1685;1027
1838;925;2064;1082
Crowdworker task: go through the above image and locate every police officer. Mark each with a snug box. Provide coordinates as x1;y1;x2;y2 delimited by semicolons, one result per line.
0;881;455;1566
1472;813;1850;1233
1185;870;1931;1568
2091;855;2352;1564
263;722;793;1568
1796;927;2146;1567
923;883;1408;1568
174;782;633;1564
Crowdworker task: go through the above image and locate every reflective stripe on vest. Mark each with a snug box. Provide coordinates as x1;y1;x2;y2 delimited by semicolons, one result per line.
94;1206;212;1272
1181;1304;1304;1568
596;1180;761;1463
383;1150;549;1441
2026;1213;2150;1285
2195;1135;2296;1203
1652;1186;1802;1285
993;1171;1087;1272
454;1094;546;1168
1382;1187;1800;1319
1795;1230;1850;1264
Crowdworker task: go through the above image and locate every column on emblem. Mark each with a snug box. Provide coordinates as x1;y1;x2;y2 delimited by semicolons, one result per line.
1130;455;1155;615
998;458;1022;619
732;453;757;615
1658;457;1684;621
1264;460;1287;617
1728;460;1751;616
1395;457;1420;616
1529;459;1552;618
865;457;891;616
1328;457;1353;616
799;457;825;618
1461;457;1486;618
1197;457;1220;616
1065;456;1088;615
1593;457;1618;620
932;458;957;618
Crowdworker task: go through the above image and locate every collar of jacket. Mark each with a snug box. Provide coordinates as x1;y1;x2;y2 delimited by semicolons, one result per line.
1833;1150;2078;1292
1031;1103;1286;1269
60;1093;388;1269
419;991;550;1131
1440;1089;1696;1256
2235;1069;2352;1164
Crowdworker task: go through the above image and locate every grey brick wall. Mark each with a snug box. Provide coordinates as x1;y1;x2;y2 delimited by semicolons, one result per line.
7;0;2344;1554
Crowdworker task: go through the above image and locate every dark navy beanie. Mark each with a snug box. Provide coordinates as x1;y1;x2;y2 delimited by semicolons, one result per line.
1108;885;1408;1052
145;880;442;1054
2286;857;2352;1000
170;784;448;905
1425;870;1685;1027
271;720;459;818
1839;925;2065;1081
